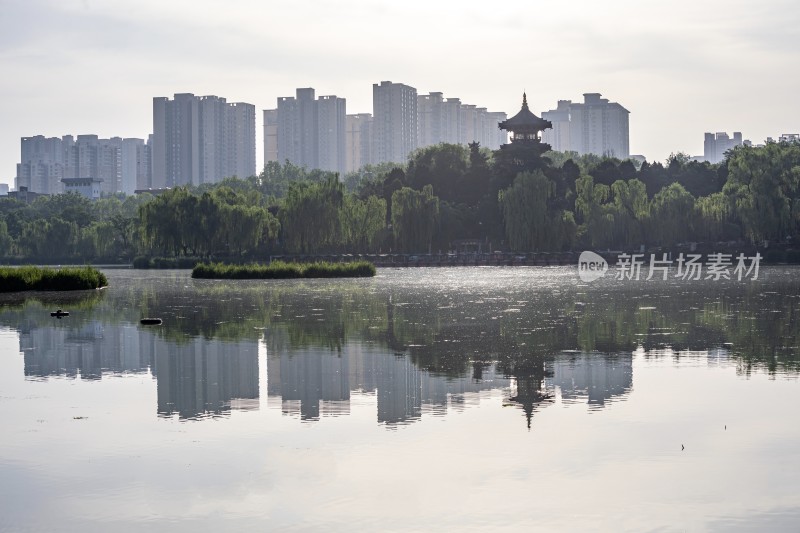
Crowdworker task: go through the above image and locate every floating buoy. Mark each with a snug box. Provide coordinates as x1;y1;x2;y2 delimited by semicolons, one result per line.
140;318;162;325
51;309;69;318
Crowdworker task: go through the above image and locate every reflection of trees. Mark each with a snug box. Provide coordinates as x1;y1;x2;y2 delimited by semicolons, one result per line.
113;274;800;377
3;270;799;385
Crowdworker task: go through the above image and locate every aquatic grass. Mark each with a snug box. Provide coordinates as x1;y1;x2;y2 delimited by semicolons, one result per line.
191;260;376;280
0;266;108;292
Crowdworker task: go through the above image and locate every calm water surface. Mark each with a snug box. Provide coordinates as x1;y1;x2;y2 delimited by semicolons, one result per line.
1;267;799;532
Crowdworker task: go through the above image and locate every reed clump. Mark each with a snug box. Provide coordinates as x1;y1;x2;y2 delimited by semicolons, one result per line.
0;266;108;292
191;260;376;279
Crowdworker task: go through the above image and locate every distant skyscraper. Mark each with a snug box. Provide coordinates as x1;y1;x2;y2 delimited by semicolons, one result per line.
418;92;445;147
263;109;278;165
703;132;742;163
542;93;630;159
317;95;347;175
442;97;462;145
277;88;316;170
372;81;418;165
541;101;572;153
345;113;373;173
226;102;256;179
459;104;478;147
151;93;255;188
417;91;506;150
113;137;149;195
276;88;346;175
16;134;148;195
485;111;509;149
16;135;66;194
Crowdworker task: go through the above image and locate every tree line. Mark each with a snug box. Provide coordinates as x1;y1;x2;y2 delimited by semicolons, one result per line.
1;139;799;262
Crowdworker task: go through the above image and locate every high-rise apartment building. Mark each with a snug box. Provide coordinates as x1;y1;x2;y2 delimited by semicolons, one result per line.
541;93;630;159
268;83;507;173
151;93;255;188
16;135;66;195
485;111;509;149
703;132;743;164
263;109;278;165
416;91;506;151
345;113;373;173
372;81;418;165
418;92;445;147
16;134;150;195
317;95;347;175
226;102;256;179
113;137;152;195
442;97;462;145
460;104;478;148
275;88;346;175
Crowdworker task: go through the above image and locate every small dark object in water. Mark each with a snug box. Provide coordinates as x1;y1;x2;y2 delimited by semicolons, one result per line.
51;309;69;318
140;318;162;325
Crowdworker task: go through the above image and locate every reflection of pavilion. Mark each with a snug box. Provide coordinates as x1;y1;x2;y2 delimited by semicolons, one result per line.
505;352;634;427
506;359;555;429
266;337;511;426
19;322;260;419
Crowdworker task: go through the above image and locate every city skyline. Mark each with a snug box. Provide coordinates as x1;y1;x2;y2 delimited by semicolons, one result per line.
2;0;799;187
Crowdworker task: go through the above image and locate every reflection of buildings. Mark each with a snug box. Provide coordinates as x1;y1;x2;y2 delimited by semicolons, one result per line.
19;322;259;419
154;337;259;419
548;352;633;407
21;322;148;380
267;340;510;425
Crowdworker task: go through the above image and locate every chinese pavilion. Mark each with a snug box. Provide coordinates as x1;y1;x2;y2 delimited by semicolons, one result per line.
498;92;552;156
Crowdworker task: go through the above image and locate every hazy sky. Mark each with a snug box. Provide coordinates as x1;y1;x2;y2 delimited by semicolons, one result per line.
1;0;798;187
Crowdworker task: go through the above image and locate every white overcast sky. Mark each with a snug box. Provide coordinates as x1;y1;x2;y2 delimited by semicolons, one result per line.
1;0;798;186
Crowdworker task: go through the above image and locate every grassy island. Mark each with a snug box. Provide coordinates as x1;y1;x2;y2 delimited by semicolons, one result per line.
0;266;108;292
191;260;376;280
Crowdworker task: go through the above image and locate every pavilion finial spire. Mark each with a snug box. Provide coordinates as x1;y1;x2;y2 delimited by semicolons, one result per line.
522;91;528;110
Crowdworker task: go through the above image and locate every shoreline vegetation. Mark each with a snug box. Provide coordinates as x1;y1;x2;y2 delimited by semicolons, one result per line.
191;260;376;279
0;266;108;292
4;143;800;265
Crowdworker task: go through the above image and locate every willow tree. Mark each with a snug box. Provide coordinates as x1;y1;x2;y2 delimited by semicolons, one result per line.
575;174;614;248
498;170;576;251
610;178;649;247
217;204;275;256
0;219;12;257
279;175;344;253
139;187;197;256
724;142;800;242
391;185;439;253
650;183;696;245
19;217;77;258
695;192;736;242
340;195;387;252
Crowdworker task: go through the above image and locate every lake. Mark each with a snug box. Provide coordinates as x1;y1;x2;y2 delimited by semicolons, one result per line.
1;266;799;532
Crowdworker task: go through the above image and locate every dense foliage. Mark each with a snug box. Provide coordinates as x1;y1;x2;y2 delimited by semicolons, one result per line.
1;139;799;261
